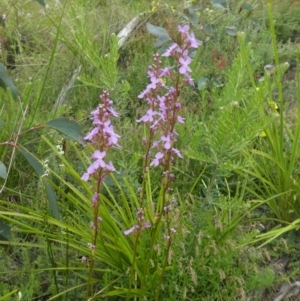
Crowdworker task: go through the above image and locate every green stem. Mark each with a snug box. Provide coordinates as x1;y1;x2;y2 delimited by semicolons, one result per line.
126;233;140;301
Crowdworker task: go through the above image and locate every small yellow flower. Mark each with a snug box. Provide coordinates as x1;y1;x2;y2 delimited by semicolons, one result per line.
259;131;267;138
268;100;278;111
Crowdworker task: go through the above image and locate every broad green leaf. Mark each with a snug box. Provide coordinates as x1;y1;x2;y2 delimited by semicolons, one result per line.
46;118;84;143
0;221;10;241
0;63;18;100
204;23;213;34
18;146;44;176
212;0;227;10
154;36;172;48
197;77;208;90
46;182;60;220
0;161;7;179
35;0;46;6
226;26;238;36
146;23;171;40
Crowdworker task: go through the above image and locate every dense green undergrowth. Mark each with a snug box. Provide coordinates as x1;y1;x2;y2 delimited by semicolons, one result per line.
0;0;300;300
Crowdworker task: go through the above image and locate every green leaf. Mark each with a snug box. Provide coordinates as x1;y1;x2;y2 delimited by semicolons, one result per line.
146;23;171;40
46;118;84;143
0;63;18;100
226;26;238;36
0;290;18;300
35;0;46;6
0;221;10;241
0;120;5;127
212;0;227;10
154;36;172;48
204;23;213;34
46;182;60;220
0;161;7;179
242;3;253;11
184;7;199;24
18;146;44;176
197;77;208;90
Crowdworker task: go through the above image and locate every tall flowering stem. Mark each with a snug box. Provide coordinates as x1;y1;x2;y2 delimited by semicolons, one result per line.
135;24;200;299
81;91;120;298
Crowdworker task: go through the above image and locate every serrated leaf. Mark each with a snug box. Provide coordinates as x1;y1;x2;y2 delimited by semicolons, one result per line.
18;146;44;176
197;77;208;90
0;63;18;100
46;182;60;220
0;161;7;179
146;23;171;40
35;0;46;6
226;26;238;36
0;221;11;241
46;118;84;143
212;0;227;10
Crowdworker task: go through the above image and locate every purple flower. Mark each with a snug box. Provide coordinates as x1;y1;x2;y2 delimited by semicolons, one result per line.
144;221;151;228
124;225;140;236
187;32;201;48
160;66;172;77
137;109;159;123
161;135;172;150
150;152;164;166
184;73;195;86
177;116;185;124
81;172;89;181
92;193;99;207
162;43;179;57
105;124;120;146
172;148;183;158
105;161;115;172
87;150;106;174
179;56;192;74
138;88;150;99
178;24;189;33
84;127;99;141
